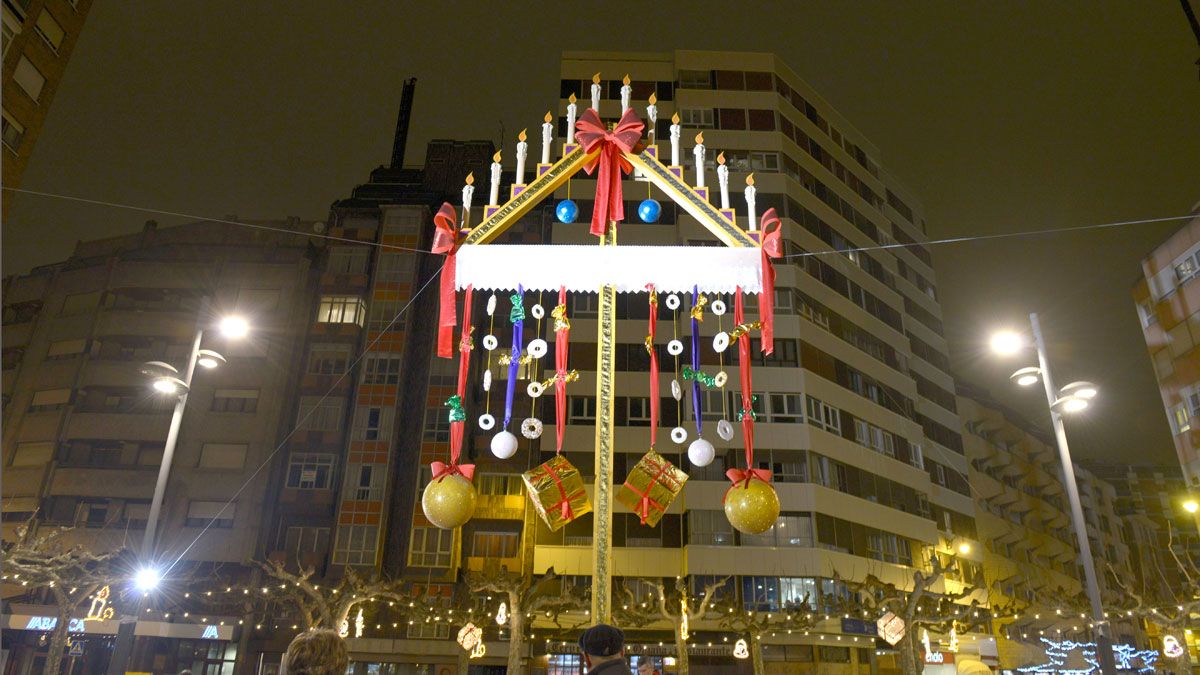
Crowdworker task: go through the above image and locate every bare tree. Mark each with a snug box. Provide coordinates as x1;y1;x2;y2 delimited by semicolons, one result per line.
467;566;588;674
253;559;411;631
2;523;125;675
609;576;729;675
716;592;816;675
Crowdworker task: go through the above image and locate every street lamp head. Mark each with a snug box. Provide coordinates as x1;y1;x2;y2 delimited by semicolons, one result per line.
1010;366;1042;387
957;542;972;555
1059;381;1098;400
152;378;180;394
218;316;250;339
134;567;161;593
1184;499;1199;514
1051;396;1089;414
196;349;227;370
990;330;1025;356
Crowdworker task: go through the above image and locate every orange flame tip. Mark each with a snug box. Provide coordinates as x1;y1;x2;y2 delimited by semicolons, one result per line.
695;132;704;144
648;93;657;105
465;172;475;185
622;74;631;85
592;73;601;84
544;111;553;123
717;151;726;165
568;93;577;104
746;173;756;186
671;112;680;125
493;151;502;162
518;129;527;142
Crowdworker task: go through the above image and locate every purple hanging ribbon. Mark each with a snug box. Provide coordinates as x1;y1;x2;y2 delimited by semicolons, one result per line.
504;285;524;429
690;286;702;436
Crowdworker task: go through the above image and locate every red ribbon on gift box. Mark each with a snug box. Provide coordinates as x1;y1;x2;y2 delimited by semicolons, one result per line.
575;108;645;237
431;202;465;359
542;460;584;522
624;456;682;524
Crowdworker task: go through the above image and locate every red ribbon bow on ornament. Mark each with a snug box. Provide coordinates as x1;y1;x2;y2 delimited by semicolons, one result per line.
758;208;783;356
575;108;645;237
431;460;476;482
431;202;464;359
725;467;772;489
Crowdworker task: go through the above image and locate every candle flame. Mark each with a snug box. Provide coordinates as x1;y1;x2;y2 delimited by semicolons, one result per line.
671;112;680;125
518;129;527;142
493;151;502;162
717;151;726;165
544;111;553;123
465;172;474;186
622;74;631;85
648;93;657;105
695;132;704;144
568;93;577;104
746;173;756;186
592;72;601;84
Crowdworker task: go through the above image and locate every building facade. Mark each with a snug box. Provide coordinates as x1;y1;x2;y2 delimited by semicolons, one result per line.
2;0;93;213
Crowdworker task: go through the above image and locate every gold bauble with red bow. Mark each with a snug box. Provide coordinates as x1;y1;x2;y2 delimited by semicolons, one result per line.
422;475;477;529
724;479;780;534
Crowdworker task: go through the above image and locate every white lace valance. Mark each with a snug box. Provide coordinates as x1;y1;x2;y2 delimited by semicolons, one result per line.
454;245;762;294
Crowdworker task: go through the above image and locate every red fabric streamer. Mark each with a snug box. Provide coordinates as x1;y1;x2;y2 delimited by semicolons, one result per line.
734;289;757;477
430;202;464;358
758;208;783;355
431;286;475;482
554;286;569;453
647;286;660;448
574;108;645;237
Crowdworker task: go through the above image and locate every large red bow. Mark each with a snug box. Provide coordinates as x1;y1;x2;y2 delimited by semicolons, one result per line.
431;202;463;358
431;460;476;482
575;108;645;237
725;467;772;488
758;208;783;355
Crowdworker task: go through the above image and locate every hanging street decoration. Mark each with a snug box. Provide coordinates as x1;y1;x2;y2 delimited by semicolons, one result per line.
470;642;487;659
522;455;591;531
1016;638;1159;674
1161;635;1184;659
733;639;750;659
947;626;959;653
495;602;508;626
617;449;688;527
354;607;364;639
876;612;906;646
85;586;114;623
457;623;484;653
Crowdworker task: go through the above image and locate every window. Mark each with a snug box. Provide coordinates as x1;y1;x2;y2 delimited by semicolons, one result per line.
367;299;406;332
748;109;777;131
741;514;813;547
353;406;393;441
376;252;415;284
198;443;247;469
680;108;714;128
35;10;64;51
742;576;780;611
29;388;70;411
806;397;841;434
296;396;343;431
11;441;53;466
570;292;598;317
1;109;24;152
471;531;519;558
1138;301;1157;327
1177;254;1199;283
548;655;583;675
326;246;369;275
477;473;523;496
780;577;818;609
1;22;13;58
13;57;46;101
283;527;330;554
409;526;452;567
910;444;925;470
1173;403;1191;434
235;288;279;313
345;464;384;501
286;453;334;489
678;70;713;89
768;393;803;423
316;295;365;326
820;646;851;663
333;524;378;565
422;403;450;442
46;338;87;359
307;343;351;375
696;388;731;422
211;389;258;413
569;396;596;423
688;509;734;546
123;502;149;528
625;396;651;426
186;501;235;528
60;291;101;316
362;353;402;385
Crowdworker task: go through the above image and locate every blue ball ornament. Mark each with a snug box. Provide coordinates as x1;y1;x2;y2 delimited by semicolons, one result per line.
637;199;662;223
555;199;579;224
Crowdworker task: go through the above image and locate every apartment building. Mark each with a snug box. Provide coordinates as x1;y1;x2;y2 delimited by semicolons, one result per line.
1;217;320;673
2;0;93;214
1132;203;1200;487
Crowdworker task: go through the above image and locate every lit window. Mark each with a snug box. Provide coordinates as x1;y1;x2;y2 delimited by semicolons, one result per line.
13;56;46;101
408;526;452;567
316;295;365;326
1173;404;1191;434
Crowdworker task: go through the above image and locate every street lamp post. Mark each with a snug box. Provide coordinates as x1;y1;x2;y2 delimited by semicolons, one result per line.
994;312;1117;675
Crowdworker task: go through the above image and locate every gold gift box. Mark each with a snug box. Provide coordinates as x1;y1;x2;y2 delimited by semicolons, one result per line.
617;449;689;527
522;455;592;531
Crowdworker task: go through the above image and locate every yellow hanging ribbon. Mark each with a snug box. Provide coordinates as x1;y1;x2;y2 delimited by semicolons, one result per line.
729;321;762;341
690;294;708;321
551;303;570;331
540;369;580;390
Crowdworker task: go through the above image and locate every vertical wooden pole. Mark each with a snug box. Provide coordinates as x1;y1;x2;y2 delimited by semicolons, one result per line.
591;224;617;622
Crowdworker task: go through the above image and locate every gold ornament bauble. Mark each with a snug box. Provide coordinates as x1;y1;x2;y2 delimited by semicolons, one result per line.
422;474;477;529
724;479;780;534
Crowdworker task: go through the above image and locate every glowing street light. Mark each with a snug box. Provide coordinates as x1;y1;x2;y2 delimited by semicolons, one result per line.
196;349;227;370
152;378;181;394
1010;366;1042;387
990;330;1025;355
218;315;250;339
1183;499;1199;514
957;542;972;555
134;567;161;593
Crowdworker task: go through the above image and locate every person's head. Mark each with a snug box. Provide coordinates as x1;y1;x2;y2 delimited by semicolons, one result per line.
282;628;349;675
637;660;656;675
578;624;625;669
179;670;193;675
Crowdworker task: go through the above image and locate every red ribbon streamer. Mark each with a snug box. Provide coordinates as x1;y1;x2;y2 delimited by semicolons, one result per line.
543;460;584;521
554;286;569;453
758;208;783;356
624;456;682;524
431;286;475;483
647;286;659;448
431;202;464;359
735;289;757;476
574;108;645;237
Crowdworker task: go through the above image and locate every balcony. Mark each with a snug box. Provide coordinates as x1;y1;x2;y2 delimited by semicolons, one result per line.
66;411;171;442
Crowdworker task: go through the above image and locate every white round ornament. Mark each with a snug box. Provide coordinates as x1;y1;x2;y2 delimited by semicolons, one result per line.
520;417;543;439
530;304;545;320
483;334;499;351
490;430;519;459
711;299;727;316
712;332;730;353
486;294;498;316
526;381;545;398
478;413;496;430
687;438;716;467
667;339;684;356
483;370;492;391
665;294;681;310
670;426;688;444
671;379;682;400
717;419;735;441
713;371;728;388
527;338;548;359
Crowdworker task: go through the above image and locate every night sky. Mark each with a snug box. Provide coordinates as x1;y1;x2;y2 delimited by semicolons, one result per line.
5;2;1198;466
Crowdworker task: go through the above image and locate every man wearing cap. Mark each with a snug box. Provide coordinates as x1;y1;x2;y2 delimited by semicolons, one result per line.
578;624;634;675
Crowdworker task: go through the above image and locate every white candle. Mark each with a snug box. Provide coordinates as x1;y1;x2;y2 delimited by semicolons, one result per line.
670;112;681;166
462;172;475;225
646;93;657;140
541;112;553;164
590;73;601;112
716;153;730;209
566;93;578;144
693;132;706;188
488;151;502;206
620;74;631;114
745;174;758;231
515;129;528;185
